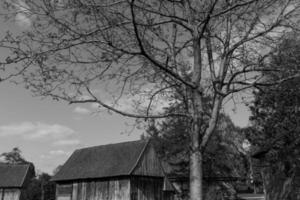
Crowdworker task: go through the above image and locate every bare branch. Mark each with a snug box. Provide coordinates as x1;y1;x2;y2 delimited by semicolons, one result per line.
129;0;196;89
211;0;258;18
69;86;188;119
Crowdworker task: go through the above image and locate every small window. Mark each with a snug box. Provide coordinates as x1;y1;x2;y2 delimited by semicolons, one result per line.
57;184;72;200
57;184;73;196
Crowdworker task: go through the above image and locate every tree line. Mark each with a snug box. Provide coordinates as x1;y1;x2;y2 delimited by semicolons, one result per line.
0;0;299;200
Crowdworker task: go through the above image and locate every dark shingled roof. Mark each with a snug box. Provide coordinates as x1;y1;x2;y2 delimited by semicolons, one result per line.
0;163;34;188
52;140;150;181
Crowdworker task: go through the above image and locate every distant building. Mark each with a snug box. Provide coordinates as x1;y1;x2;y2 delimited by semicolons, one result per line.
52;140;176;200
0;163;35;200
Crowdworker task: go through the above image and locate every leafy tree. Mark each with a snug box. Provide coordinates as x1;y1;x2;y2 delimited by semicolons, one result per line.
23;178;42;200
23;173;53;200
0;147;29;164
246;33;300;200
146;113;250;199
1;1;300;199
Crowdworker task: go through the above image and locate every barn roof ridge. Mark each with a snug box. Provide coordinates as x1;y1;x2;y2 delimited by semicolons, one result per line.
128;139;151;174
20;164;31;187
52;139;154;181
0;163;34;188
75;139;149;152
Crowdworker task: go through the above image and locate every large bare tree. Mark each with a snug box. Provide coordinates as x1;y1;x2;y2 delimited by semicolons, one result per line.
1;0;299;199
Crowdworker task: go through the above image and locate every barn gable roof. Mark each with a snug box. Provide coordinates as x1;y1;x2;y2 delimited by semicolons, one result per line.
52;140;153;182
0;163;35;188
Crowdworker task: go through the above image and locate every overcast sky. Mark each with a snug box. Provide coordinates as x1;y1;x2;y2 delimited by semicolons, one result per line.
0;0;251;174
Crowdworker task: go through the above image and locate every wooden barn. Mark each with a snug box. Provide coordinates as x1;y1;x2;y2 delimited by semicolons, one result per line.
0;163;35;200
52;140;176;200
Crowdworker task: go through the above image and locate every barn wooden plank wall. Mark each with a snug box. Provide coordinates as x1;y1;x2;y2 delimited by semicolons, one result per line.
132;145;164;177
0;189;21;200
131;177;163;200
56;179;130;200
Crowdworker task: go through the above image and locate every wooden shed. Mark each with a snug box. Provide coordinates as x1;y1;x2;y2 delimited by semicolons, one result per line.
0;163;35;200
52;140;176;200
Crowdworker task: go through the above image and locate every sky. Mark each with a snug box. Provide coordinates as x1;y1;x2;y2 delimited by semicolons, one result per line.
0;0;251;174
0;81;141;174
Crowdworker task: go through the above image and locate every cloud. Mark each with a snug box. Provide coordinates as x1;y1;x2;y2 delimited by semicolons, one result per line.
15;13;31;28
41;150;70;159
12;0;32;28
87;95;174;116
0;122;75;140
78;95;92;101
53;139;80;146
73;106;91;115
109;94;174;114
49;150;70;156
90;103;99;109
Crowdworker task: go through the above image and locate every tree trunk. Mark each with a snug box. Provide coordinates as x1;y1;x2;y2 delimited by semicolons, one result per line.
189;89;204;200
190;142;203;200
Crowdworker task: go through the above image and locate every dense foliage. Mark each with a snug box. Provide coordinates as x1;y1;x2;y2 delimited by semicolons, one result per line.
22;173;52;200
145;113;250;199
246;34;300;200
